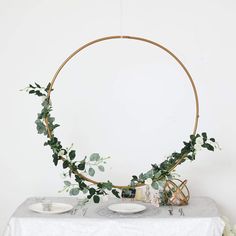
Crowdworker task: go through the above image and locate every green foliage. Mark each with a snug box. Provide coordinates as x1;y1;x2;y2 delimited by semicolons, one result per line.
24;82;218;204
93;195;100;203
69;188;80;196
64;181;71;186
151;181;159;190
88;167;95;176
90;153;100;161
69;150;76;160
89;187;96;195
78;162;85;170
35;119;47;134
112;189;120;198
63;160;70;169
52;153;58;166
82;188;88;194
97;181;113;191
202;132;207;141
130;132;218;189
98;165;105;172
202;143;214;151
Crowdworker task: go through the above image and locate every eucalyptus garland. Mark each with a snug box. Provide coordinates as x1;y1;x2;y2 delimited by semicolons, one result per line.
23;82;218;203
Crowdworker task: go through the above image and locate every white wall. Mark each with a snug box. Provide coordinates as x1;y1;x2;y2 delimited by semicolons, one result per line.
1;0;236;233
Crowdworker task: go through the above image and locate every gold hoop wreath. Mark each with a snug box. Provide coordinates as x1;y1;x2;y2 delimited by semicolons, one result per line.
44;35;200;189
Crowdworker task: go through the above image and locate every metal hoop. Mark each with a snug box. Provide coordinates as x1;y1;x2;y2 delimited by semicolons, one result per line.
46;35;199;189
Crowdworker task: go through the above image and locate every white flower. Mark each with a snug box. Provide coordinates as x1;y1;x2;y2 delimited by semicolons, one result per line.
194;137;204;152
195;137;204;145
58;149;66;157
145;178;153;185
194;143;202;152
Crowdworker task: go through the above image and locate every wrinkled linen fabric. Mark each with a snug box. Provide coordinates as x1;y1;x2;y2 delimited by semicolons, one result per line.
4;196;225;236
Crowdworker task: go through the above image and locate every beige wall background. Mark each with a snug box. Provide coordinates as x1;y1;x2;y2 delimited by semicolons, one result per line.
1;0;236;233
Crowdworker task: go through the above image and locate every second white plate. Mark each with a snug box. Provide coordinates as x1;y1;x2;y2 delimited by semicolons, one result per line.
29;202;73;214
108;203;146;214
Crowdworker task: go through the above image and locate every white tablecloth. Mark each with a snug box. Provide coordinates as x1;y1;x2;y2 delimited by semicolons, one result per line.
3;196;225;236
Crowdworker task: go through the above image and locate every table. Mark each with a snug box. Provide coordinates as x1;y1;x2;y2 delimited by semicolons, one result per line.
3;196;225;236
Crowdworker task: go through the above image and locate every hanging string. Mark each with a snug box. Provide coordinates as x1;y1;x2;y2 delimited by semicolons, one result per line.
119;0;123;38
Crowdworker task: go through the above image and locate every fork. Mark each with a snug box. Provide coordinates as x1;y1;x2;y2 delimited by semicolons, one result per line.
82;207;88;216
70;207;77;215
168;205;173;216
178;208;185;216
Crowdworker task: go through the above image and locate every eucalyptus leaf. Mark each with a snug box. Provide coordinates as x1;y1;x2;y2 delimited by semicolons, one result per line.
82;188;88;194
158;181;165;189
154;171;161;179
88;167;95;176
145;169;154;178
52;124;60;130
64;181;71;186
35;120;46;134
48;117;55;123
35;82;41;88
112;189;120;198
151;181;159;190
139;173;144;181
63;160;70;169
98;165;105;172
89;188;96;196
202;132;207;139
132;175;138;181
75;175;81;183
69;188;80;196
105;181;113;190
93;195;100;203
52;153;58;166
69;150;76;160
79;181;87;189
78;162;85;170
35;91;44;97
29;84;35;89
89;153;100;162
206;143;214;151
143;173;148;179
45;83;51;92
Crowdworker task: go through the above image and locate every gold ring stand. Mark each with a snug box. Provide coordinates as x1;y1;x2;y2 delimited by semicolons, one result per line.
45;35;199;189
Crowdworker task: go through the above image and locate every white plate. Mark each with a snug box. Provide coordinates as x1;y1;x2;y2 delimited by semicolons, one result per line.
108;203;146;214
29;202;73;214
